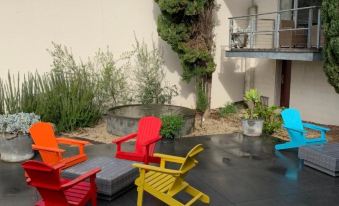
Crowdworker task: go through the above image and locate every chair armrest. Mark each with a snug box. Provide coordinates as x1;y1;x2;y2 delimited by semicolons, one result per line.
141;136;161;146
112;133;137;144
153;153;185;164
133;163;182;175
32;144;65;153
61;168;101;190
283;125;305;133
56;137;89;146
303;123;330;132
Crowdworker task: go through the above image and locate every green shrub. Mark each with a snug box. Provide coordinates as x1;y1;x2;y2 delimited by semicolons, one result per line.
243;89;261;119
160;115;184;139
243;89;282;135
257;105;282;135
36;69;102;131
0;40;180;132
131;39;178;104
218;103;237;117
1;44;104;132
196;85;208;113
94;48;131;108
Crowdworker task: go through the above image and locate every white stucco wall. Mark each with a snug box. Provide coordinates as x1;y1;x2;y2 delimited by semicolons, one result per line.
249;0;280;106
211;0;253;108
0;0;197;108
290;61;339;125
2;0;338;126
253;60;279;105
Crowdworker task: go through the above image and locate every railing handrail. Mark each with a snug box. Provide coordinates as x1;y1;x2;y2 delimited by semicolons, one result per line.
228;6;322;49
229;6;320;20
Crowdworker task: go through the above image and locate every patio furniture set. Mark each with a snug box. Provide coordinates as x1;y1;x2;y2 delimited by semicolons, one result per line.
19;108;338;205
22;116;210;206
275;108;339;177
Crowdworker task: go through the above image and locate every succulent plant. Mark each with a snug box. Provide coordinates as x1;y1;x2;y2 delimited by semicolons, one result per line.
0;113;40;135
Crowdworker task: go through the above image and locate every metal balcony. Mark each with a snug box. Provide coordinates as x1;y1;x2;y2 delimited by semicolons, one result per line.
225;6;323;61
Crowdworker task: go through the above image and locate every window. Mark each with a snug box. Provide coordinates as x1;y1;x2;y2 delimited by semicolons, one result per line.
279;0;322;26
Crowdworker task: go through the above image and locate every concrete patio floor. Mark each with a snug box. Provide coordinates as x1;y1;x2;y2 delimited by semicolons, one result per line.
1;133;339;206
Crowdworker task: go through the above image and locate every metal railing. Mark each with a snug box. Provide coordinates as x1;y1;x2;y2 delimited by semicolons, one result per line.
229;6;322;50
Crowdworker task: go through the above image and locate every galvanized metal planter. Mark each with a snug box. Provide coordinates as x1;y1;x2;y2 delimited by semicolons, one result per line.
242;119;264;136
0;134;34;162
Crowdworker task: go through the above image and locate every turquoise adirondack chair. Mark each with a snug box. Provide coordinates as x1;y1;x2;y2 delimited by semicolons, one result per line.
275;108;330;150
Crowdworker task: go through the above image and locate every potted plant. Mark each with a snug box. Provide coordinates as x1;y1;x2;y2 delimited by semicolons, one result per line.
242;89;264;136
0;113;40;162
160;114;184;141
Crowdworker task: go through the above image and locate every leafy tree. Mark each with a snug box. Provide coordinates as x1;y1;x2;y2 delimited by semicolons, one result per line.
154;0;216;113
322;0;339;93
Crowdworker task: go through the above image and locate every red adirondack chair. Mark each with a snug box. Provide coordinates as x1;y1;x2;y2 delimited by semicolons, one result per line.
29;122;89;169
112;116;162;164
22;160;101;206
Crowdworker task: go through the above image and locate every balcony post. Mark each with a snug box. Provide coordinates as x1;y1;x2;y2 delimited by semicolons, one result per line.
250;18;255;48
316;9;321;49
229;19;233;49
307;8;313;48
274;13;280;49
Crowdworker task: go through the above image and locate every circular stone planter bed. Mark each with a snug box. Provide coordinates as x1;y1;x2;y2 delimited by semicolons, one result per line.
106;104;195;136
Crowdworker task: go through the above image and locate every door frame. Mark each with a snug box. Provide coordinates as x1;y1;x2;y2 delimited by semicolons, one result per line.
280;60;292;107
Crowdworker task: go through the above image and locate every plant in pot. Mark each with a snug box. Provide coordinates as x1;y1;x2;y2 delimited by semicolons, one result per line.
242;89;264;136
160;114;184;141
0;112;40;162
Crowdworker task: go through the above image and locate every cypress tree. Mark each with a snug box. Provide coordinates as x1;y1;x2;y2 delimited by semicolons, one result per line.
322;0;339;92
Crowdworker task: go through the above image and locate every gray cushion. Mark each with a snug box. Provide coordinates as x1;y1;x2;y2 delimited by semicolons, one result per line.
62;156;138;197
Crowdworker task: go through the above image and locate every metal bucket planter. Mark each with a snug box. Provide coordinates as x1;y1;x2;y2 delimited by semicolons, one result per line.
242;119;264;136
0;134;34;162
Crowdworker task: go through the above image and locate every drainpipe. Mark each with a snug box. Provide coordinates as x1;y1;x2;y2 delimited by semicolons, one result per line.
248;0;258;48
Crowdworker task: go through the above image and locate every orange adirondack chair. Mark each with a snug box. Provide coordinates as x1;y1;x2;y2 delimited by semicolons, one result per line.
23;160;101;206
29;122;89;169
112;116;162;164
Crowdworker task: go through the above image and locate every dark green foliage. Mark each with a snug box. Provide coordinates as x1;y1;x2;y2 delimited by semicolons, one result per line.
322;0;339;93
155;0;206;16
218;103;237;118
257;105;282;135
36;69;102;132
154;0;216;110
160;114;184;139
196;85;208;113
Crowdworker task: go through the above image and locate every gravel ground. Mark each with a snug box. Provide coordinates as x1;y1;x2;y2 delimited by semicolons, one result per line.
63;110;339;144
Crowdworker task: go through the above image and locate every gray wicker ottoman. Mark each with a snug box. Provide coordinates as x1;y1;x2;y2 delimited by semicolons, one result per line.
62;156;138;200
298;143;339;176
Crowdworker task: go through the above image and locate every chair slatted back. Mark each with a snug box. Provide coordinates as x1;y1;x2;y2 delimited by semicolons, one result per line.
22;160;68;205
29;122;61;164
136;116;162;155
179;144;204;174
281;108;305;144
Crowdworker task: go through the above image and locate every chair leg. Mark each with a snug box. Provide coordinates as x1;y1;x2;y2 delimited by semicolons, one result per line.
185;185;210;204
275;142;300;150
91;192;97;206
137;186;144;206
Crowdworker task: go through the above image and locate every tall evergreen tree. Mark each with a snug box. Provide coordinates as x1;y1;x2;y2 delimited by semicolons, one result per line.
154;0;216;113
322;0;339;93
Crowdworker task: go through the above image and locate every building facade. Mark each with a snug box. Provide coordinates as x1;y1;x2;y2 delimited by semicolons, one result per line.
0;0;338;125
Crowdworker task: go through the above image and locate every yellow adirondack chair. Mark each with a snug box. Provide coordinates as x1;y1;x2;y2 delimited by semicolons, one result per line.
133;144;210;206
